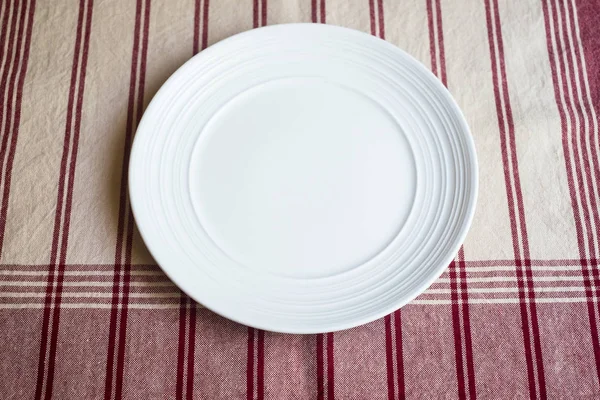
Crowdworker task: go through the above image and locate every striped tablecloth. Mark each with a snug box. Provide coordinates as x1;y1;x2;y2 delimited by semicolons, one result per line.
1;0;599;399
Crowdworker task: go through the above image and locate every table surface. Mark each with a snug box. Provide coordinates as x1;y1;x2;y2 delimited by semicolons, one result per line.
1;0;600;399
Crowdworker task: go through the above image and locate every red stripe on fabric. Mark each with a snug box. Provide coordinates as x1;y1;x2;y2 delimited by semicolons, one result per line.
368;0;376;36
0;0;12;68
320;0;326;23
376;0;385;39
434;0;447;86
384;315;395;400
462;258;599;267
132;0;151;174
326;332;334;400
34;258;57;395
495;0;543;396
246;327;255;400
483;1;542;398
47;0;76;272
428;4;469;396
24;12;49;400
45;267;66;400
45;2;94;399
186;301;197;400
449;260;466;399
114;3;151;399
257;330;265;400
425;0;437;77
104;0;143;398
458;251;477;400
34;0;85;397
316;334;324;400
193;0;201;55
253;0;258;28
261;0;266;26
201;0;209;51
522;262;547;400
103;291;120;399
542;0;600;385
393;311;405;400
176;295;187;400
112;0;142;264
63;0;92;293
311;0;317;23
505;0;548;393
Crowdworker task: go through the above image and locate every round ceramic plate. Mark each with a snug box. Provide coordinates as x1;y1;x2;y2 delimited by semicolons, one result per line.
129;24;478;333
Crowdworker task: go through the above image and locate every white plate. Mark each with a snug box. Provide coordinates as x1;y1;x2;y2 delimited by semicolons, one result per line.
129;24;478;333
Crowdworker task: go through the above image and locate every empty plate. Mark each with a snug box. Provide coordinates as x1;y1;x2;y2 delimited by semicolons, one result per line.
129;23;478;333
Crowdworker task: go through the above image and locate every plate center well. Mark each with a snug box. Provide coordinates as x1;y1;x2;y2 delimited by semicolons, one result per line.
189;78;416;278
